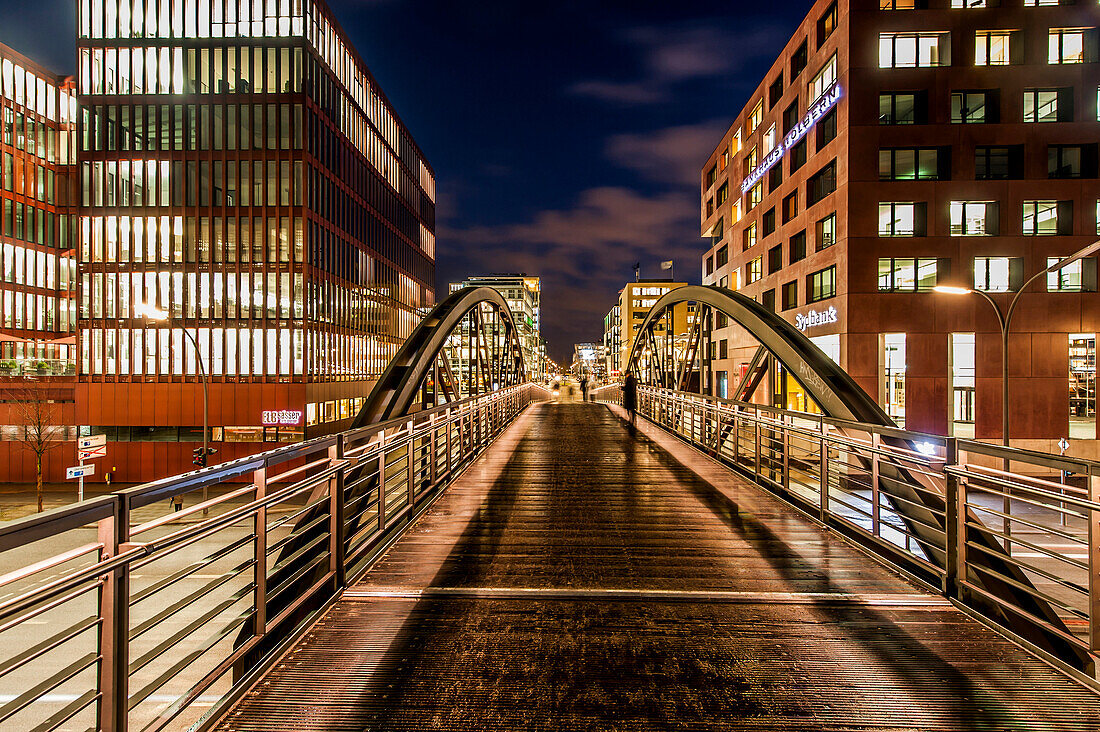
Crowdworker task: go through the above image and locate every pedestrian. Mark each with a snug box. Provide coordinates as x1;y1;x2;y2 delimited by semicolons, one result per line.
623;371;638;425
579;376;588;402
172;494;184;512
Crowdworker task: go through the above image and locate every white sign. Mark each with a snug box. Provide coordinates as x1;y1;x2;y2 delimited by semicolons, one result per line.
79;446;107;461
78;434;107;449
262;409;303;426
796;306;839;332
741;83;843;195
66;465;96;480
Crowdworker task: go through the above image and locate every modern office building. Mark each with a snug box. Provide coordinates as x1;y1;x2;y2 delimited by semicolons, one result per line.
449;274;545;379
602;299;621;378
700;0;1099;453
0;43;80;482
74;0;436;478
615;279;691;372
572;342;605;380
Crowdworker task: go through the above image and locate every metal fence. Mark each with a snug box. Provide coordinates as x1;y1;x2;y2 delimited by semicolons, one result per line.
600;384;1100;681
0;383;545;732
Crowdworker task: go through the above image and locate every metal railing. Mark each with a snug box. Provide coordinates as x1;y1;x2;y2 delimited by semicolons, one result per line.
601;384;1100;681
0;383;546;732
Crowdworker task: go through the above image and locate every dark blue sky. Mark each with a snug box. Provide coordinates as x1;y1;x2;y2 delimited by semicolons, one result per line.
0;0;811;361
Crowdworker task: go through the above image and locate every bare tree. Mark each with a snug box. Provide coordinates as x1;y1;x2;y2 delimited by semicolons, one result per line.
5;384;65;512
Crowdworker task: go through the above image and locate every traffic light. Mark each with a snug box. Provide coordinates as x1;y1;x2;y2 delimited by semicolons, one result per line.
206;447;218;457
192;447;206;468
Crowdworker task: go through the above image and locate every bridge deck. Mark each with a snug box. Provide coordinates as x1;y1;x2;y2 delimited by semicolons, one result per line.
216;401;1100;731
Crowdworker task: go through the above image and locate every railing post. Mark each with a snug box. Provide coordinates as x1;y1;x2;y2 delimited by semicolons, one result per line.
253;463;268;635
406;419;415;507
871;432;881;538
446;408;454;478
944;438;961;600
429;412;438;489
781;417;790;492
328;437;346;589
1089;464;1100;663
754;418;762;478
819;417;829;522
377;431;387;532
97;495;129;732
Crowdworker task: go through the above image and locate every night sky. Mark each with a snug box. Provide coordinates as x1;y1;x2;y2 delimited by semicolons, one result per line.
0;0;811;361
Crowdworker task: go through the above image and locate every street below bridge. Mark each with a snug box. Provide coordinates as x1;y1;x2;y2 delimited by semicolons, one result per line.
217;401;1100;731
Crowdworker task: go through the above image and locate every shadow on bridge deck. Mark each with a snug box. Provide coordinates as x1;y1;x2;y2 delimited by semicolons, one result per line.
216;401;1100;731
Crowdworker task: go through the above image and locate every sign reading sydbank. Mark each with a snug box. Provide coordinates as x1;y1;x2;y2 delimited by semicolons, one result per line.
741;83;843;195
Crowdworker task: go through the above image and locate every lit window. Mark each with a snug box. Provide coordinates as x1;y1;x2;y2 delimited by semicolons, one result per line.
1047;257;1083;292
749;182;762;209
976;31;1011;66
732;198;743;223
1023;88;1062;122
974;257;1013;292
810;55;838;101
880;92;917;124
878;258;939;291
951;91;989;123
746;102;763;135
1049;29;1085;64
816;213;836;250
763;124;777;155
879;32;948;68
882;0;917;9
1022;200;1061;235
743;222;757;250
1096;200;1100;235
808;266;836;302
879;148;941;180
952;0;986;6
731;129;742;154
747;257;763;284
879;202;917;236
1024;0;1061;5
950;202;996;236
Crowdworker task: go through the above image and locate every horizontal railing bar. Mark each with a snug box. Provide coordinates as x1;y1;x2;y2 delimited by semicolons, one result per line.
0;542;104;591
965;503;1087;546
39;688;99;732
0;583;100;636
964;541;1090;601
130;534;255;606
0;652;99;724
130;565;253;642
950;468;1100;513
129;593;252;677
960;579;1088;649
0;615;100;680
130;485;256;538
963;560;1089;622
0;497;117;554
963;523;1088;572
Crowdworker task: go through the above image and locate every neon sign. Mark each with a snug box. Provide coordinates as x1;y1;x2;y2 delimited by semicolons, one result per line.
796;306;838;332
741;83;842;195
262;410;303;426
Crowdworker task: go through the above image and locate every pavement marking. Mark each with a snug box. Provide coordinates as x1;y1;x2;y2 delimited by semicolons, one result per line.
344;587;952;607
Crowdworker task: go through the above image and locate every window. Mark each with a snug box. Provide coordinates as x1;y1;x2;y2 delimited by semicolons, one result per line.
878;258;940;291
817;2;837;48
808;266;836;302
879;202;921;236
952;0;988;6
763;207;776;236
1049;145;1090;178
762;288;776;311
879;147;942;180
810;55;838;102
717;181;729;205
879;32;949;68
816;213;836;250
705;164;717;189
974;257;1019;291
789;230;807;264
768;244;784;273
975;146;1020;180
783;99;801;135
746;101;763;135
1047;257;1095;292
716;245;729;268
782;191;798;223
1022;200;1066;235
743;221;757;250
975;31;1012;66
769;76;784;109
782;281;798;310
748;182;762;209
790;138;807;173
731;129;742;154
705;255;714;277
807;160;836;205
950;201;998;235
744;146;758;173
1049;29;1085;64
769;163;783;194
816;109;837;150
747;257;763;284
791;40;808;79
763;124;777;155
879;92;918;124
706;198;715;218
1024;88;1070;122
881;0;918;8
951;90;994;123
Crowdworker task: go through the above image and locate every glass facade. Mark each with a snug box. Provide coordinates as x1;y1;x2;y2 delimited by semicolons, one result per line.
0;45;78;373
75;0;436;437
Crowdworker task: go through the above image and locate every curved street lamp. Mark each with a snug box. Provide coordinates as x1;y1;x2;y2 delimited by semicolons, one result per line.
934;240;1100;448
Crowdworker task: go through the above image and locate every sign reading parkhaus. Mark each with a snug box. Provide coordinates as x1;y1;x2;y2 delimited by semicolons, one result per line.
741;83;843;195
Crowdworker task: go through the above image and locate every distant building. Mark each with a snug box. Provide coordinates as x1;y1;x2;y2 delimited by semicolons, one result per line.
615;280;691;373
602;299;621;378
572;342;604;379
449;274;545;379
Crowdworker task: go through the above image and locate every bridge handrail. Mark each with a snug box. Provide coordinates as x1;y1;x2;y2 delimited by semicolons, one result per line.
0;382;548;732
598;383;1100;685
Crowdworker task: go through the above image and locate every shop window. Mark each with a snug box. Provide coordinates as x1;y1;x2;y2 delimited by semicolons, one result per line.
816;213;836;250
1023;200;1071;235
879;32;949;68
878;202;923;237
951;90;996;123
877;257;941;291
879;147;943;180
879;92;920;125
950;201;998;236
1024;88;1071;122
973;256;1022;292
789;230;807;264
1049;28;1086;64
807;265;836;302
807;160;836;205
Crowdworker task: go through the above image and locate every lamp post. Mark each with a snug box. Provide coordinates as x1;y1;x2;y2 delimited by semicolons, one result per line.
933;240;1100;448
137;303;211;510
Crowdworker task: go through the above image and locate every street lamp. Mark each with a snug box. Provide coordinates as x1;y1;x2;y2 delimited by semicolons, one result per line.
136;302;213;509
933;240;1100;448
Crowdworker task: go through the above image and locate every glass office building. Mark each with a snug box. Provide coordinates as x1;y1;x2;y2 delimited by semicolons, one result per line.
75;0;436;477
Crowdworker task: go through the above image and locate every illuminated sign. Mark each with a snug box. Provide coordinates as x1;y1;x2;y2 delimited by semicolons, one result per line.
741;83;842;195
262;410;303;426
795;306;838;332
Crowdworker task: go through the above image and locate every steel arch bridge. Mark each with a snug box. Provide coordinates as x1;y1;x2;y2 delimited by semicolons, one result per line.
623;284;1090;671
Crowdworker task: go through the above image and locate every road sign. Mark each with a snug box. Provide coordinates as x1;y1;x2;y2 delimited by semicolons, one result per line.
66;465;95;480
79;446;107;461
78;434;107;449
